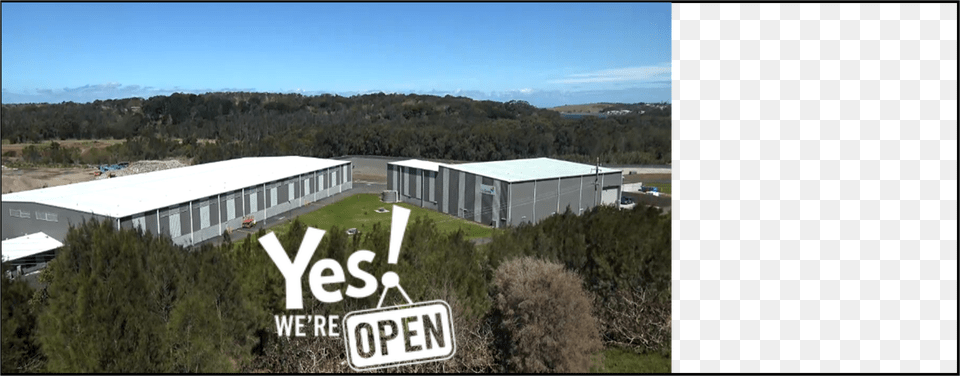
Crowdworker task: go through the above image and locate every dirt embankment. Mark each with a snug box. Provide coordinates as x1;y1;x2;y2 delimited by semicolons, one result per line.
2;165;98;194
2;159;190;194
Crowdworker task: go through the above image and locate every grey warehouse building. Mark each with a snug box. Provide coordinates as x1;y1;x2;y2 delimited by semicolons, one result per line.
2;156;353;252
386;159;442;211
388;157;622;228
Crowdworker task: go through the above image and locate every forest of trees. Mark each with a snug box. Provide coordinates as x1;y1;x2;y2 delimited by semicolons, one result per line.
1;92;671;166
2;91;671;372
1;204;671;373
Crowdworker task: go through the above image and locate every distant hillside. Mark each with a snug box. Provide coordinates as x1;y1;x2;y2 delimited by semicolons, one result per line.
549;102;670;115
1;92;671;166
549;103;615;114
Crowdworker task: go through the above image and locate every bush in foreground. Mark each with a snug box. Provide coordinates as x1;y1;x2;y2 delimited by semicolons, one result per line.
492;257;603;373
36;220;256;373
1;267;44;373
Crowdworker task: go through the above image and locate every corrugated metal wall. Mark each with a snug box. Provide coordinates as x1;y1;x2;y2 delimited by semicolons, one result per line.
480;177;494;226
499;181;509;227
390;164;437;209
172;162;354;246
406;167;415;199
510;181;535;225
463;173;476;221
145;210;159;235
581;174;599;212
407;166;622;228
535;179;558;219
26;161;353;245
437;167;447;213
387;164;396;191
559;177;581;215
447;168;459;216
1;202;111;241
427;171;435;203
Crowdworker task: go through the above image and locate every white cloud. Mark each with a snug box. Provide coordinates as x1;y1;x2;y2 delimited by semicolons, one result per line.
2;84;260;104
549;65;671;84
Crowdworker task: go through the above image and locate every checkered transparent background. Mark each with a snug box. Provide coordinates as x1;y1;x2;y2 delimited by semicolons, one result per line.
672;3;957;373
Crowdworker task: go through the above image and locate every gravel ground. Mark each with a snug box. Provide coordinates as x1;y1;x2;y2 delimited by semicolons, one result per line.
2;159;191;194
2;166;98;194
95;159;189;180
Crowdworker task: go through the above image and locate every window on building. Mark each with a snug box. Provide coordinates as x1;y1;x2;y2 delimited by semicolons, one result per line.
33;211;58;222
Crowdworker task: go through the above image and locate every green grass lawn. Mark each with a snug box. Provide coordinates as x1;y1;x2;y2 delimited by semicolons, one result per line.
593;346;671;373
645;182;672;195
270;193;495;240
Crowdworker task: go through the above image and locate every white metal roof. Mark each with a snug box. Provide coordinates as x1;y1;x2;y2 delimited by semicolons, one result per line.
388;159;447;172
2;232;63;263
2;156;349;218
445;157;621;183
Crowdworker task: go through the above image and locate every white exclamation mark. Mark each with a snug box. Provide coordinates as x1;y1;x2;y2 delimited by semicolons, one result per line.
379;205;413;306
387;205;411;264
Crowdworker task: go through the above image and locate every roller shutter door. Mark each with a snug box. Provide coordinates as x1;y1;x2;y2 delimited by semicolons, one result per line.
169;210;181;238
226;198;236;219
601;187;618;206
200;205;211;229
133;214;146;231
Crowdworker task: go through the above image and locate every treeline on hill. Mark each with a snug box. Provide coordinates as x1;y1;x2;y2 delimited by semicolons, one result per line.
1;92;671;165
1;204;670;373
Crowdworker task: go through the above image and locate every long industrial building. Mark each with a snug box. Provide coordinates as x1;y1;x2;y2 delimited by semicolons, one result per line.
388;157;622;227
2;156;353;262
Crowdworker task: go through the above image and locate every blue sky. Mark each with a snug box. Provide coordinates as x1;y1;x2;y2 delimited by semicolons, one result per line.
2;3;671;108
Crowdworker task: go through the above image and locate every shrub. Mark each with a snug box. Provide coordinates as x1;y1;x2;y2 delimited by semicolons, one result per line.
1;267;45;373
37;220;256;372
593;286;671;356
486;204;672;353
492;257;602;373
